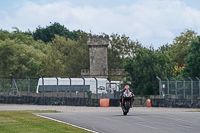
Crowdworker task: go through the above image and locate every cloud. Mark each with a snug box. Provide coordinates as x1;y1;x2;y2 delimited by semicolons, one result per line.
1;0;200;48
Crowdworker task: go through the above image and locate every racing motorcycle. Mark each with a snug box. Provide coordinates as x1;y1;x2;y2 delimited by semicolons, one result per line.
121;89;134;115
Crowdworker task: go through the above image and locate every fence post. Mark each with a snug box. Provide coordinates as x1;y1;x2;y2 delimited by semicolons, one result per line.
188;77;193;99
10;74;15;95
39;76;44;98
196;77;200;99
81;76;85;98
188;77;193;100
26;75;30;96
164;77;169;98
94;77;98;99
156;76;162;98
10;74;20;96
55;76;58;97
180;77;185;99
107;77;111;88
172;77;177;99
67;76;71;98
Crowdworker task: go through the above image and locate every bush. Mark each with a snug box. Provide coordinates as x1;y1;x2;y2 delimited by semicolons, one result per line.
87;90;92;99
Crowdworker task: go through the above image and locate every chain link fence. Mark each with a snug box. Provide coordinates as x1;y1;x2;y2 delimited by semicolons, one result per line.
157;76;200;99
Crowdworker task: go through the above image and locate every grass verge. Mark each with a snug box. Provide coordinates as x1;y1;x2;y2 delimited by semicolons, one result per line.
0;110;91;133
186;110;200;112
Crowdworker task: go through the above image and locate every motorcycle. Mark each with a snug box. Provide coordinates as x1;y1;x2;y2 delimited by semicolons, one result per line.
121;89;134;115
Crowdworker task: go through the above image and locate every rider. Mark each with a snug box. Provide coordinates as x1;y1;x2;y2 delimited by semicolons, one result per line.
121;85;131;94
120;85;134;104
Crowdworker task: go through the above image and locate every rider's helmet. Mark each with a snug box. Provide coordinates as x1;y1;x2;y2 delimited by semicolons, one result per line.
125;85;130;90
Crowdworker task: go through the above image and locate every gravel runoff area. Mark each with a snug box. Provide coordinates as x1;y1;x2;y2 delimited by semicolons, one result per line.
1;104;200;112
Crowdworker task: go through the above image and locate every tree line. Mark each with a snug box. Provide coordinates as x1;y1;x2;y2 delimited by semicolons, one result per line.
0;22;199;95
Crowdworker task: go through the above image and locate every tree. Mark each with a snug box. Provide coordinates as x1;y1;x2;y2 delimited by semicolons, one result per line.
33;22;80;43
0;38;45;77
182;36;200;77
124;47;174;95
0;30;11;41
0;28;89;78
108;34;142;69
40;35;89;77
167;30;198;67
39;43;66;77
0;29;47;77
156;43;171;54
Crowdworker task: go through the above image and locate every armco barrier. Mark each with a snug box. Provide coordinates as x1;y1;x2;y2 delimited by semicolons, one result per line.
109;98;120;106
0;95;121;107
99;98;120;107
5;95;200;108
151;99;200;108
0;95;100;106
0;95;146;107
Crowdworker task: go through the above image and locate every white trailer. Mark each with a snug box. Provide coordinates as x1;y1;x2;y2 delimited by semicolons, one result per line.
36;78;116;94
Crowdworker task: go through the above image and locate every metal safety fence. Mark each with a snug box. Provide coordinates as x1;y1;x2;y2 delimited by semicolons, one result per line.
157;76;200;99
0;76;149;107
0;76;111;99
0;77;38;96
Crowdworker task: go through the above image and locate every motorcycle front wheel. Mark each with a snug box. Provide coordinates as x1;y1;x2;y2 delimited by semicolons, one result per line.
126;101;130;112
123;101;130;115
123;111;127;115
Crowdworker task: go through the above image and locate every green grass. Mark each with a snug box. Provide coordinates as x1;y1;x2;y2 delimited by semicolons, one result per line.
186;110;200;112
0;110;91;133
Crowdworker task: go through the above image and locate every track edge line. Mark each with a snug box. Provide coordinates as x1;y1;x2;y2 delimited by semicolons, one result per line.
34;114;99;133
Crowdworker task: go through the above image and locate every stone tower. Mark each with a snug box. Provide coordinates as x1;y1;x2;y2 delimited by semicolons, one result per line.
82;35;109;78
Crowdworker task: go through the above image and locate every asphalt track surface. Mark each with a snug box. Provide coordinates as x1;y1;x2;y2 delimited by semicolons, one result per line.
37;111;200;133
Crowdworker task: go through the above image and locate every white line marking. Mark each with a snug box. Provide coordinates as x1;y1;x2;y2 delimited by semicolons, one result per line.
34;114;98;133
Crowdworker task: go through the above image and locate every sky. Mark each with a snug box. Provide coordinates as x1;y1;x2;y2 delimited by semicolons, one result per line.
1;0;200;49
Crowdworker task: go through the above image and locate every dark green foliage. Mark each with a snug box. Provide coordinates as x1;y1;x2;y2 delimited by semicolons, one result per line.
33;22;80;43
156;43;171;54
182;36;200;77
87;90;92;99
124;47;174;95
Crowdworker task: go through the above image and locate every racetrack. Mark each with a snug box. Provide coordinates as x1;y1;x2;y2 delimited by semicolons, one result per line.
1;104;200;133
1;104;200;112
37;111;200;133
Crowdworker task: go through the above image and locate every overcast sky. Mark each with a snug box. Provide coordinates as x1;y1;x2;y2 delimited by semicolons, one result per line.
1;0;200;48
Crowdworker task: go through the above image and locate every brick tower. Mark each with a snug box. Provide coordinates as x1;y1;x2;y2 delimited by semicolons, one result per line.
81;35;109;78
